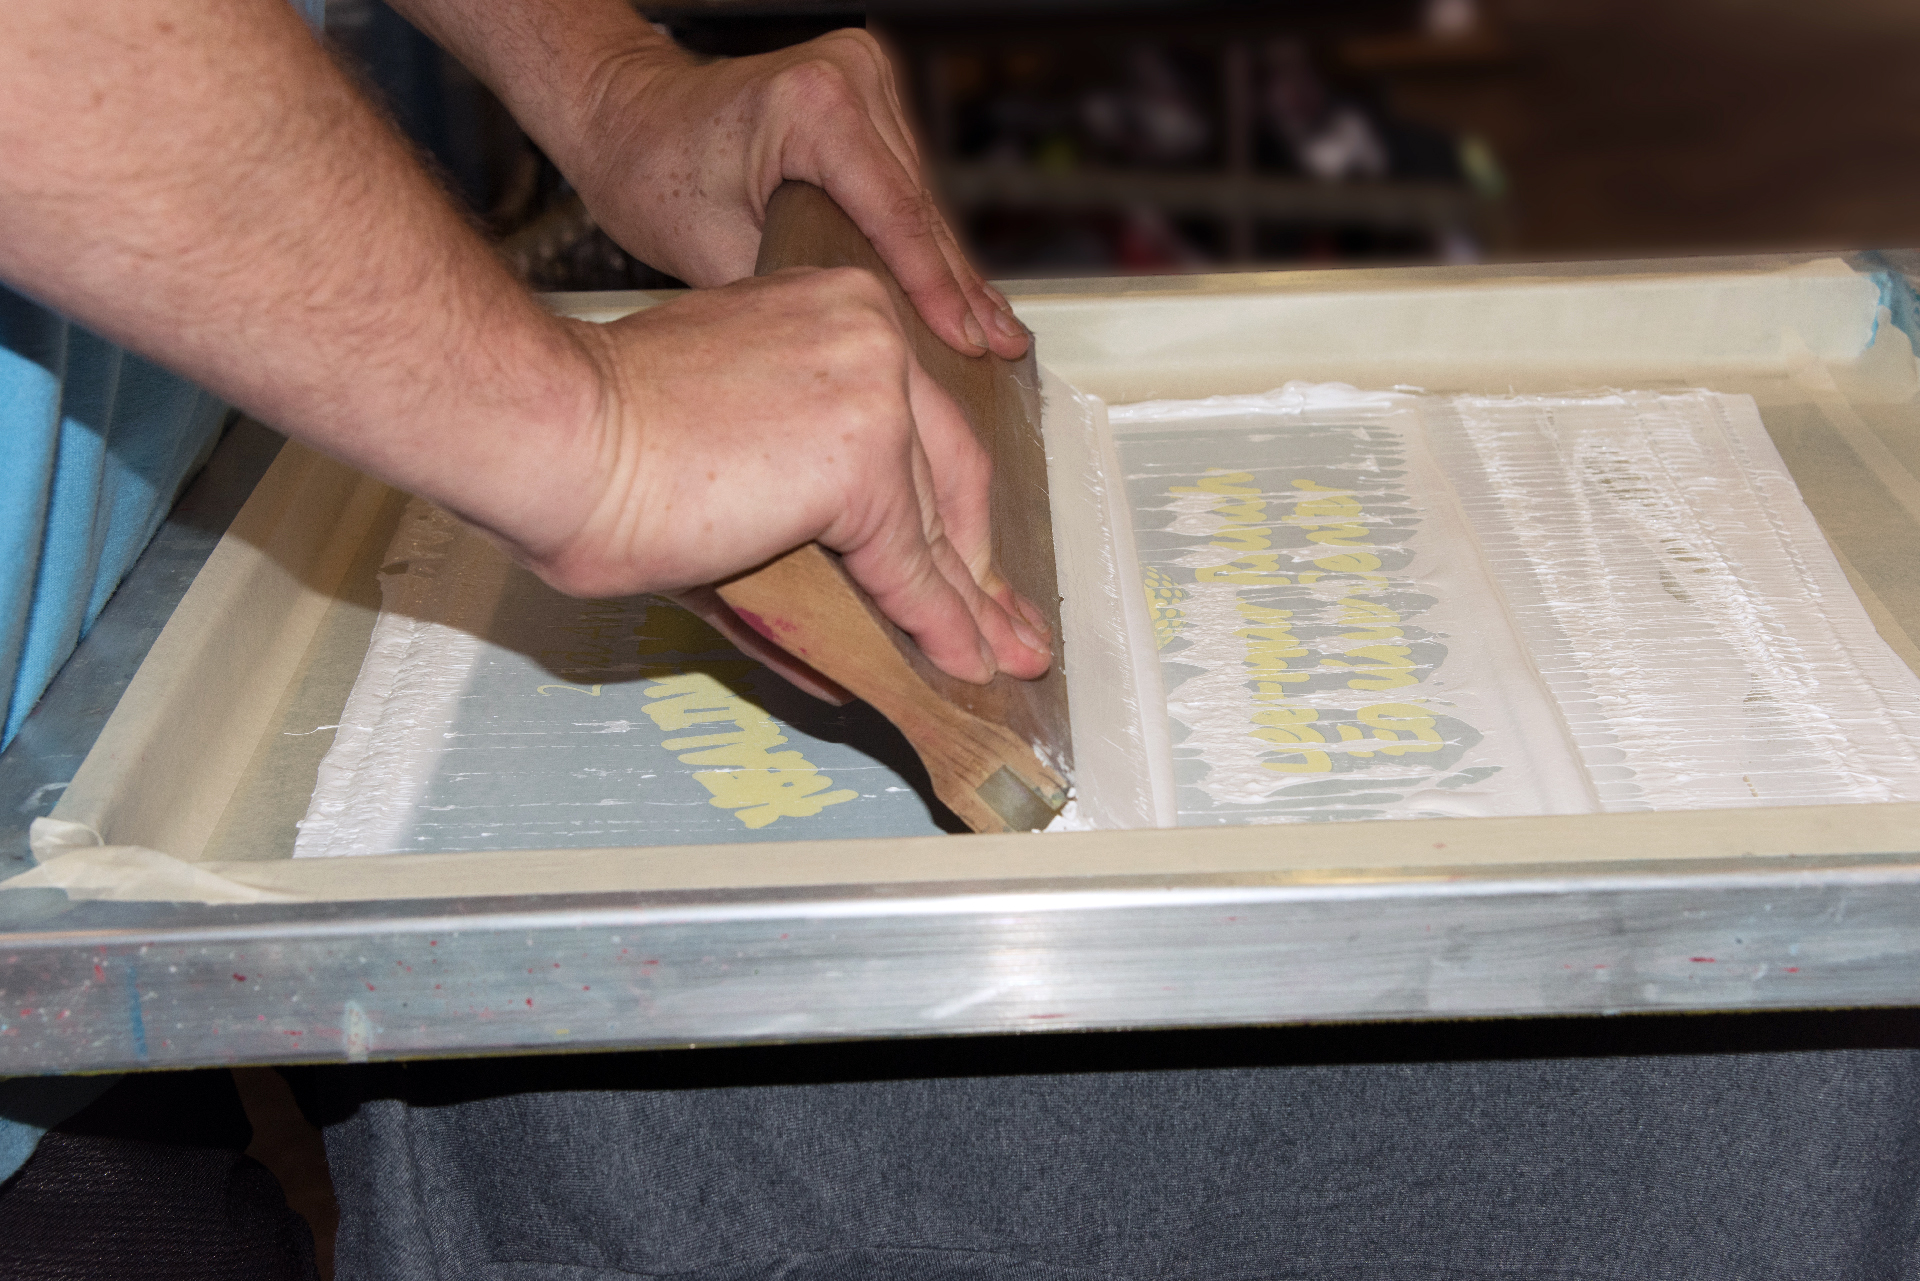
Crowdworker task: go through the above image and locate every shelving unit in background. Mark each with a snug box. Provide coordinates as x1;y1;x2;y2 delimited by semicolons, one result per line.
878;0;1510;274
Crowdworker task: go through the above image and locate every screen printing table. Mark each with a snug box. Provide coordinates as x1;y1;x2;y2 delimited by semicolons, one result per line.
6;251;1920;1075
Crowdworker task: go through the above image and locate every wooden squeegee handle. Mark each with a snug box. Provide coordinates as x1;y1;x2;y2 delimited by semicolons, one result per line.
717;542;1062;834
715;181;1072;833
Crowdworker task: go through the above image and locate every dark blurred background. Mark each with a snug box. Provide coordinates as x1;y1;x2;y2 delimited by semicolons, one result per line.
324;0;1920;287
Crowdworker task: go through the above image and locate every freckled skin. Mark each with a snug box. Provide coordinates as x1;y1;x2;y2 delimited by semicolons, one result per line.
531;267;1047;684
401;12;1032;362
0;0;1046;690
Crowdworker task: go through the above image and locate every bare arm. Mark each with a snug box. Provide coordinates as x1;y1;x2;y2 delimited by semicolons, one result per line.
0;0;1048;682
387;0;1030;360
0;0;592;552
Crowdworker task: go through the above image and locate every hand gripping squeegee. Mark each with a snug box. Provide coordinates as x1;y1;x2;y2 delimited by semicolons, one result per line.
712;181;1072;833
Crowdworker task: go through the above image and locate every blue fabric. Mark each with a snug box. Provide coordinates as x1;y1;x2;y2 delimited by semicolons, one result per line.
0;1074;117;1183
0;0;325;755
0;289;228;749
0;0;324;1175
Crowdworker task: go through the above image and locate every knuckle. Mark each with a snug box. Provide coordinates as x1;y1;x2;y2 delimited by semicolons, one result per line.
822;27;882;56
885;187;942;240
808;279;904;352
770;57;857;114
831;311;905;367
850;333;908;379
813;264;890;307
814;30;886;80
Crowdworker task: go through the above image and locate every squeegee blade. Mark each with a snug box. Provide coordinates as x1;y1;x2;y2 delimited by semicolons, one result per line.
975;765;1063;832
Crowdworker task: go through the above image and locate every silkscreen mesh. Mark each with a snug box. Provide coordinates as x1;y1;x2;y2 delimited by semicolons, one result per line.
293;382;1920;853
1106;385;1920;826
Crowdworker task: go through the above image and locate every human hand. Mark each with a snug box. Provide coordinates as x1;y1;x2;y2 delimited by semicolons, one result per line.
556;27;1030;363
509;267;1051;688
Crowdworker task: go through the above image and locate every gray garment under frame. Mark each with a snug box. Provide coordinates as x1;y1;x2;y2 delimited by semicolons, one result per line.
306;1016;1920;1280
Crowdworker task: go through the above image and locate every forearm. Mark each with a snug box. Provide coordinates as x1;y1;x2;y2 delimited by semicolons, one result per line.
387;0;677;188
0;0;599;557
390;1;1029;358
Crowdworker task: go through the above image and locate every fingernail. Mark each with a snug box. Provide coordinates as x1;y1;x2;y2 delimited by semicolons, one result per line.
978;635;999;679
984;285;1027;335
962;310;988;352
1011;615;1049;657
1014;594;1052;643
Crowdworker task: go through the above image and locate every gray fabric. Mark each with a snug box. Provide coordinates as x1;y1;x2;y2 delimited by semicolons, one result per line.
0;1073;119;1183
0;1068;318;1280
313;1024;1920;1281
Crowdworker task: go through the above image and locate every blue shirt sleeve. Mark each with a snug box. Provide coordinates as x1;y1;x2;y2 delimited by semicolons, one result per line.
0;291;229;750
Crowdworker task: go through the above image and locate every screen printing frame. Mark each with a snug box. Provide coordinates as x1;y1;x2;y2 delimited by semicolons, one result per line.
5;250;1920;1074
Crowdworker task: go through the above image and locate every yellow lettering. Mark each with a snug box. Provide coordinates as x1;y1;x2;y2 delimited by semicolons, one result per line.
1321;645;1419;691
1312;552;1383;574
1245;639;1306;665
640;676;755;731
1237;602;1306;674
1337;597;1399;624
1357;703;1444;755
1250;707;1331;772
1215;501;1267;524
1209;525;1270;552
639;671;856;829
693;758;858;828
1144;566;1188;650
1196;554;1289;584
1305;524;1370;547
664;717;788;762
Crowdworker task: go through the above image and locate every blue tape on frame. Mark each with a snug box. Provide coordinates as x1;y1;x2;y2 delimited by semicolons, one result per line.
1857;253;1920;353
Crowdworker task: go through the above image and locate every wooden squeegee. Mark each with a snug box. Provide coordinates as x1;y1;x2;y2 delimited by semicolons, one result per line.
712;181;1072;833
